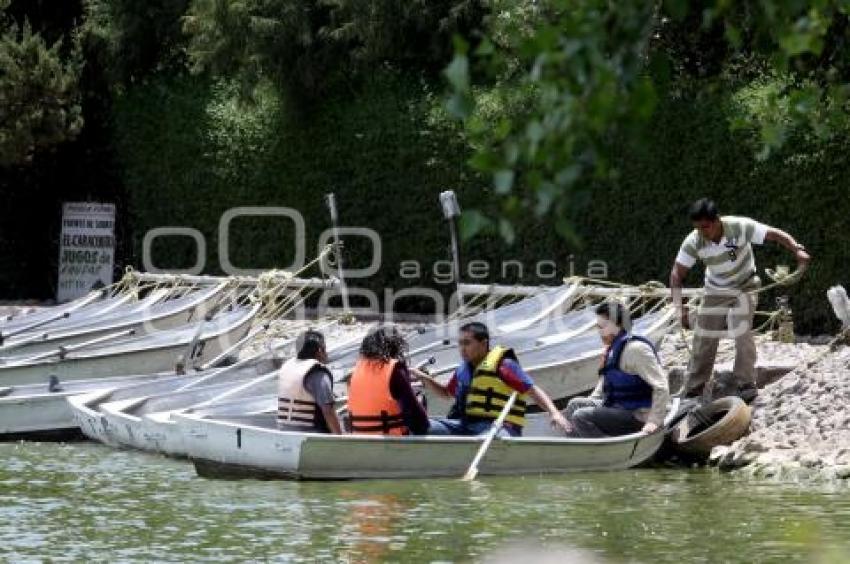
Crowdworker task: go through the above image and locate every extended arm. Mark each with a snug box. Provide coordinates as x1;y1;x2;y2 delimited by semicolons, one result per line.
528;385;570;433
411;367;454;400
765;227;812;268
670;261;691;328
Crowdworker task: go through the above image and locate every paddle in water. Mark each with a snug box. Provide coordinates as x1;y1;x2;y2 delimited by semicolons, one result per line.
462;391;518;481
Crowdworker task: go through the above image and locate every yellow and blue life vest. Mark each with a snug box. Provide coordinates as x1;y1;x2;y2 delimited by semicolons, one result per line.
462;346;528;427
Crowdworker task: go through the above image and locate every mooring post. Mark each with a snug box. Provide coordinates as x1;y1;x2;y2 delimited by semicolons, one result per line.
325;192;350;314
439;190;464;311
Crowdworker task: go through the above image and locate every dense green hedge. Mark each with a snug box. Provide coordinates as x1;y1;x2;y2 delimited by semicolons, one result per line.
8;70;843;334
113;72;484;313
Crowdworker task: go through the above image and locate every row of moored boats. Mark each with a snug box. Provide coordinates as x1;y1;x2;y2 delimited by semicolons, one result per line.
1;270;716;479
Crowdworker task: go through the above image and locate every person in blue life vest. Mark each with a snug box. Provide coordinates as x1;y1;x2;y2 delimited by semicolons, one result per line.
564;301;670;438
414;321;570;437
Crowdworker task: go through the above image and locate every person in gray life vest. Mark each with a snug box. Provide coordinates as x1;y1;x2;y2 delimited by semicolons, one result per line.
277;330;345;434
564;302;669;438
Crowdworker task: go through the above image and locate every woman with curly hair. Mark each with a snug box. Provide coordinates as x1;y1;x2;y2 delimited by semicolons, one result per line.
347;325;429;435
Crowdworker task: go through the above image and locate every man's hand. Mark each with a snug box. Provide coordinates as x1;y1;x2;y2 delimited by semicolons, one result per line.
796;248;811;267
641;421;659;434
550;411;571;434
415;371;454;400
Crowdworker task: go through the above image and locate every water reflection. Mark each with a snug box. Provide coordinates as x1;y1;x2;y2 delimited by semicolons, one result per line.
0;442;848;562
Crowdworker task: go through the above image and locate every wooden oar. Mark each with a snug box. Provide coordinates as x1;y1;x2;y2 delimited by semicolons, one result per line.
462;391;517;481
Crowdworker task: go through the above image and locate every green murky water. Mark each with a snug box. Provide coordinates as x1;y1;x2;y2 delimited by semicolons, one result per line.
1;441;848;562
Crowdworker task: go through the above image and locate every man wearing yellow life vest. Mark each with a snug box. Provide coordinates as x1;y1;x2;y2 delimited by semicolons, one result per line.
417;322;570;436
277;330;345;434
348;325;430;436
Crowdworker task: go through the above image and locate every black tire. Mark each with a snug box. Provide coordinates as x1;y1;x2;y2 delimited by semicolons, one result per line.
670;396;752;458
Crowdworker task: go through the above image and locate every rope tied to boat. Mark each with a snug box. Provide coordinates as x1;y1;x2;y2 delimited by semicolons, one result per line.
255;245;336;322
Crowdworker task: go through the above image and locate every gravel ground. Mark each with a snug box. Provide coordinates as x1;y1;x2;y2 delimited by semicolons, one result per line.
656;329;850;482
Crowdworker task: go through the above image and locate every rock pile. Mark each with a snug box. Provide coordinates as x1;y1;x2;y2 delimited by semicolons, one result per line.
708;341;850;480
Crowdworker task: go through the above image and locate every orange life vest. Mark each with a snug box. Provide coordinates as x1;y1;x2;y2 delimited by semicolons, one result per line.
347;358;408;436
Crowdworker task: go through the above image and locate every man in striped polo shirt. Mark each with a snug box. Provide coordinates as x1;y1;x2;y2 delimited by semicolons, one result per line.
670;198;811;403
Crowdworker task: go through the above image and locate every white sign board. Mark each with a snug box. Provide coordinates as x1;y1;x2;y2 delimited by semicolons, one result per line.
57;202;116;302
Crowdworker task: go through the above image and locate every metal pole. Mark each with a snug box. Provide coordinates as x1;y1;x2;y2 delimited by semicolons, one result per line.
325;193;350;313
130;271;336;289
456;282;705;300
439;191;463;310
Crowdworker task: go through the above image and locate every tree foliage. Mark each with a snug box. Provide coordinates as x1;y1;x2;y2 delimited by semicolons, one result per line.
448;0;850;241
0;1;83;167
183;0;484;105
82;0;192;87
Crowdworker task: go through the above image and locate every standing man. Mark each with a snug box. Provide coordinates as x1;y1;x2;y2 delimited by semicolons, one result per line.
670;198;811;402
565;302;669;437
277;330;345;434
417;321;570;437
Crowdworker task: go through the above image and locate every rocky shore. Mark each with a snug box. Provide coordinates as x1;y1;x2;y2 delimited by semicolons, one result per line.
709;340;850;481
657;329;850;481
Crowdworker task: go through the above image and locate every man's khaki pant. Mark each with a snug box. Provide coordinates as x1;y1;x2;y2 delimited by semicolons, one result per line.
686;282;759;399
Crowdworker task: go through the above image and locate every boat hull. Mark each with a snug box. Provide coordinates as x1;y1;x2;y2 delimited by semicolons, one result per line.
0;373;180;438
0;284;224;358
177;412;663;480
0;306;256;387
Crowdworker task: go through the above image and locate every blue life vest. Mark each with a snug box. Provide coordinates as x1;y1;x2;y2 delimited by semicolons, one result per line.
600;331;657;410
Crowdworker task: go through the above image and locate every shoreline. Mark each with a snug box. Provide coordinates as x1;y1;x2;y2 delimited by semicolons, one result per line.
706;339;850;482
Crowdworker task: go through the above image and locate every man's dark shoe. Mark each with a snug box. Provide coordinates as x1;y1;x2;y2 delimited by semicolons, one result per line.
737;383;758;405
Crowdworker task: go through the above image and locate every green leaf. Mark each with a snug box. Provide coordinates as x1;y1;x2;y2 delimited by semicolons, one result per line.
493;169;515;193
725;23;742;49
446;92;474;120
498;218;516;245
468;150;501;173
526;120;544;144
554;217;581;246
535;183;558;216
474;37;494;57
452;35;470;56
459;210;492;241
554;165;581;187
444;54;469;92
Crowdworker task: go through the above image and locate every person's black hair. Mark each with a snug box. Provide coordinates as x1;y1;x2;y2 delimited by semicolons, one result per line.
359;325;408;362
595;301;632;331
459;321;489;343
688;198;720;221
296;330;325;360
